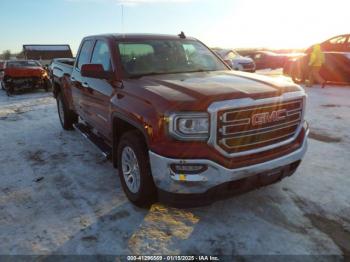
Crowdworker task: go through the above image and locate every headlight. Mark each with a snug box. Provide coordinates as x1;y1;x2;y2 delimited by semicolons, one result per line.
168;113;209;141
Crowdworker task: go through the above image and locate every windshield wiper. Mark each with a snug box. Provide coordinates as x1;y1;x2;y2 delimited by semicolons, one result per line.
184;69;213;73
128;69;215;79
128;72;171;79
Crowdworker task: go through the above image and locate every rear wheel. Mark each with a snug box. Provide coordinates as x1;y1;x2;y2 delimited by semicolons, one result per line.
57;92;78;130
117;131;157;207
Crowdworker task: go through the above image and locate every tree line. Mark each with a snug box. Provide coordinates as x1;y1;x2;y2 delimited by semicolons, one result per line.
0;50;23;60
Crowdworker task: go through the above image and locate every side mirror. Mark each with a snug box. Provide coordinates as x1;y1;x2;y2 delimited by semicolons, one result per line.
81;64;113;80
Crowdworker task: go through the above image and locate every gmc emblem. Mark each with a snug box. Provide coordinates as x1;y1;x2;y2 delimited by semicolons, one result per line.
252;109;287;126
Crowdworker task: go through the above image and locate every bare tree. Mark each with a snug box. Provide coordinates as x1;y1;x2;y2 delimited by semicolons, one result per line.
2;50;12;60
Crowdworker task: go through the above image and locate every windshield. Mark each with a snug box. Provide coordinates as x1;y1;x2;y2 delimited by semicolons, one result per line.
118;40;228;77
7;61;41;68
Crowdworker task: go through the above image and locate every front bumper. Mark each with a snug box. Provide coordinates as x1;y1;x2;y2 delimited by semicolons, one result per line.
6;77;47;86
149;127;309;194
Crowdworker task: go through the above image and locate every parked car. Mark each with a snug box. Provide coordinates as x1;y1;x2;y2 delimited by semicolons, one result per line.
284;34;350;84
214;49;256;72
243;51;292;70
308;34;350;53
0;60;51;95
51;33;308;206
284;52;350;84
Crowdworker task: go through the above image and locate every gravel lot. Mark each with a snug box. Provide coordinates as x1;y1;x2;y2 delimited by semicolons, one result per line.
0;75;349;257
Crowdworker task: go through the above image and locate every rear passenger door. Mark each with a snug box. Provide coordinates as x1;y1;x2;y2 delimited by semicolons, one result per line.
71;39;94;118
81;40;114;140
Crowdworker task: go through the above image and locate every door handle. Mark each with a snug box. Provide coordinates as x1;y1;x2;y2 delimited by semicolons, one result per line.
82;82;89;88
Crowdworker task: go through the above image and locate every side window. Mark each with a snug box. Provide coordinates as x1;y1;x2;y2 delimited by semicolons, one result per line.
91;41;112;71
329;36;346;44
76;40;94;70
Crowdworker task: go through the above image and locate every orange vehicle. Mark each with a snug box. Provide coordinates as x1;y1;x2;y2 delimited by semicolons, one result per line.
0;60;51;95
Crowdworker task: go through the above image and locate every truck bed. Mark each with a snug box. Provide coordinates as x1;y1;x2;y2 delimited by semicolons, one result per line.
51;58;75;79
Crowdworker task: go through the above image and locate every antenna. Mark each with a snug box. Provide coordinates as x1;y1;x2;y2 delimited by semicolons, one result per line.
178;31;186;39
121;4;125;38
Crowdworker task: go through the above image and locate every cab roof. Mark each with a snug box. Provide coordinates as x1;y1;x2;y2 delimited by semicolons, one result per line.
83;33;197;41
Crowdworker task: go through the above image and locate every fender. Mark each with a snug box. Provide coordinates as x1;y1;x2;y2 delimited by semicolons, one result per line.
111;111;150;168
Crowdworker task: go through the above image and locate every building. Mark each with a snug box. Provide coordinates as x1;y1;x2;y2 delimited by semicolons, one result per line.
22;45;73;65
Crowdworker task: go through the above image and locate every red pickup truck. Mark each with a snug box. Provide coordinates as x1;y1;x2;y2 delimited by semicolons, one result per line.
0;60;51;95
51;33;309;206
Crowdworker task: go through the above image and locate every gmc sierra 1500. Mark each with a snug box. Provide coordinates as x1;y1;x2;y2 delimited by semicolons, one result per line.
51;33;309;206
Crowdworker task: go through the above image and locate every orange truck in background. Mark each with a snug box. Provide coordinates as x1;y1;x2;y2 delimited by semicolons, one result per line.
0;60;51;95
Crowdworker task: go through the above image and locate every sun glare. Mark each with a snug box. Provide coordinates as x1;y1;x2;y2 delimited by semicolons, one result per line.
203;0;349;50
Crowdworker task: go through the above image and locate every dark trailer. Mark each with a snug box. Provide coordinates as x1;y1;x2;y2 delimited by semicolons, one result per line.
22;45;73;64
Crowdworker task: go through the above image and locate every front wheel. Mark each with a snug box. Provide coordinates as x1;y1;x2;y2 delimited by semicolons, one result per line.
57;92;78;130
117;131;157;207
43;79;51;92
4;83;14;96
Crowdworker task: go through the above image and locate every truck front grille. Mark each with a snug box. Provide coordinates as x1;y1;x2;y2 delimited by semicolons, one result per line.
216;99;303;154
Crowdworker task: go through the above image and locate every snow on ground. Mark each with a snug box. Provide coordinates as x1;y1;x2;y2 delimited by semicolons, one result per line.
0;79;349;256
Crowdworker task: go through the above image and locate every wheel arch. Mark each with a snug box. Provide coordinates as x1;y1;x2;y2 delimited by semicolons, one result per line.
112;113;150;168
52;80;62;98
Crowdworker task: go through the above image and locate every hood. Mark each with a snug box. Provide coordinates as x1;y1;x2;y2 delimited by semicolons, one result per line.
124;71;302;111
5;67;45;78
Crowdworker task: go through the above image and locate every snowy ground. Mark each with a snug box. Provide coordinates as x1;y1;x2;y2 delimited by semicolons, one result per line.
0;75;349;257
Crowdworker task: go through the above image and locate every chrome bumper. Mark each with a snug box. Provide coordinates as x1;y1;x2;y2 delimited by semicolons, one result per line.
149;129;309;194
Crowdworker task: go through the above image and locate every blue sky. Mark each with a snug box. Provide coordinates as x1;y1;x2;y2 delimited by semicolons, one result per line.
1;0;349;54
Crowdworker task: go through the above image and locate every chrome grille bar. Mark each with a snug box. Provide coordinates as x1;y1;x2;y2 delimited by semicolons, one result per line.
207;91;307;158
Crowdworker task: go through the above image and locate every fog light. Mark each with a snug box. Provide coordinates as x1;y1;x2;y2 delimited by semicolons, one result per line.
170;164;208;174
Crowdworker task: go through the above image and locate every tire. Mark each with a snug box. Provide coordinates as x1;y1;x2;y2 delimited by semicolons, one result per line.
56;91;78;130
290;65;306;84
2;78;14;96
44;79;51;92
117;131;157;207
291;71;305;84
5;84;14;96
